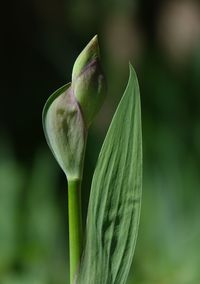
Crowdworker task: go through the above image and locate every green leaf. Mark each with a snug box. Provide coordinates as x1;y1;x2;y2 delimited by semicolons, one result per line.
42;83;87;180
77;64;142;284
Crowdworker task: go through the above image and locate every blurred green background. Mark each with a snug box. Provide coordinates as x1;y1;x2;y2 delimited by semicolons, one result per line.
1;0;200;283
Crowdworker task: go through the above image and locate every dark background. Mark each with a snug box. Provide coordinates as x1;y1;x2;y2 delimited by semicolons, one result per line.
1;0;200;283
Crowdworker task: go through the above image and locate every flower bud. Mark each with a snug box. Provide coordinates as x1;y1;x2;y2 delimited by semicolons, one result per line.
42;36;106;180
72;35;106;127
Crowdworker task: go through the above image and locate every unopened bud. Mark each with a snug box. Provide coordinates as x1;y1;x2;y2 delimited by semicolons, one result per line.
72;35;106;127
42;36;106;180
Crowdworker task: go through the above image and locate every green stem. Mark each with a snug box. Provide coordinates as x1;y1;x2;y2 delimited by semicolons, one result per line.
68;179;83;284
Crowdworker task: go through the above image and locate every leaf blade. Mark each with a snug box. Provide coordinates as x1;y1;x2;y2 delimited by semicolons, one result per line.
78;64;142;284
